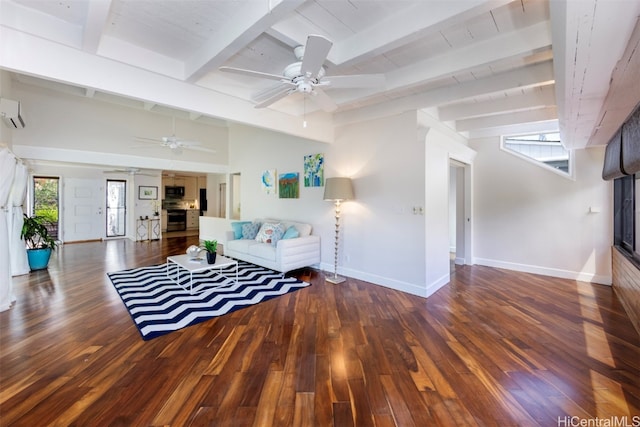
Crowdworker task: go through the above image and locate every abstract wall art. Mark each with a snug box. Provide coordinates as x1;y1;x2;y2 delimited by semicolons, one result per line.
261;169;277;195
279;172;300;198
304;153;324;187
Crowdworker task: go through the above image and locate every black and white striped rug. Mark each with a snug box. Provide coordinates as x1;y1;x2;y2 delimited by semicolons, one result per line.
107;260;310;340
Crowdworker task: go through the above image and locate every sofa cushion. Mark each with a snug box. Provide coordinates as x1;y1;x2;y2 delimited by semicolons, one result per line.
255;222;285;245
231;221;251;239
291;222;311;237
261;219;311;237
242;222;261;239
226;238;257;253
282;225;299;239
249;242;277;261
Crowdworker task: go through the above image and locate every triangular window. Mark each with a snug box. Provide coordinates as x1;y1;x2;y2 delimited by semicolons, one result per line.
501;132;573;178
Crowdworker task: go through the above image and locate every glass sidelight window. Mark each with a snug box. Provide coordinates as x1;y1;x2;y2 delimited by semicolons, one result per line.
106;180;126;237
33;176;60;240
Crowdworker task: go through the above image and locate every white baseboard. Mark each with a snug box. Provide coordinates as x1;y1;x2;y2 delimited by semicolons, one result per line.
319;262;437;298
472;257;612;285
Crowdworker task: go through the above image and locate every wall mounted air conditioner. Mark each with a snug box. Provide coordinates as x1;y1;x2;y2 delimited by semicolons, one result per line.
0;98;25;129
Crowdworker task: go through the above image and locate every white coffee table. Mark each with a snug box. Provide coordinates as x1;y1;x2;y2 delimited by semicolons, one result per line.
166;254;238;294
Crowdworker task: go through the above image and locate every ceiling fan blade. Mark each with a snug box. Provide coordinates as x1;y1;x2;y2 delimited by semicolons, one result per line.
219;66;286;81
134;136;161;143
310;88;337;112
176;139;201;147
253;82;296;103
254;87;295;109
325;73;386;89
186;146;217;154
301;35;332;78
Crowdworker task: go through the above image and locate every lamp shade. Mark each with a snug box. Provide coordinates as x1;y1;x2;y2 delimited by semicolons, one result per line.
323;177;354;201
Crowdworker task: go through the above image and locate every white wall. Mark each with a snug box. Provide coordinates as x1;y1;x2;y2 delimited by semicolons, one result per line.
228;124;328;222
0;70;14;146
9;81;229;174
228;112;429;296
329;112;427;295
471;138;612;284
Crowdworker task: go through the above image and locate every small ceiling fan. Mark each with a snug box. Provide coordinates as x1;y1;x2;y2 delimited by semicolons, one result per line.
219;35;385;112
134;117;217;154
103;167;158;176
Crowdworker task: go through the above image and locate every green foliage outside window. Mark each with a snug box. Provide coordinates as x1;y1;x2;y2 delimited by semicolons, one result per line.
34;177;59;222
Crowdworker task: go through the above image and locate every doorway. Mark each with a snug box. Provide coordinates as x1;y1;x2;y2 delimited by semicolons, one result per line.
449;160;469;274
230;173;241;220
106;180;126;238
219;183;227;218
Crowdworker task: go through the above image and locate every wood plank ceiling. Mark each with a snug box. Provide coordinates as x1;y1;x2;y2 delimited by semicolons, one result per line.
1;0;639;148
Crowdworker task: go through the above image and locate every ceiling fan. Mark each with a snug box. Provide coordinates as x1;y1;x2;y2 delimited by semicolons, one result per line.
219;35;385;112
104;167;158;176
134;117;217;154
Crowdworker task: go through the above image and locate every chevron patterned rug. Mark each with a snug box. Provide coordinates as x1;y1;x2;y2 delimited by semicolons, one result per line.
107;260;310;340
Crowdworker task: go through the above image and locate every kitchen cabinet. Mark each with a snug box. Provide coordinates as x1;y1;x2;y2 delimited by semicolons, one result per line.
162;176;197;200
186;210;199;230
161;210;167;231
184;176;197;200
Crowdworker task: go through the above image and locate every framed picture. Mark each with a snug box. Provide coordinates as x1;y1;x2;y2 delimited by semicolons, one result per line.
279;172;299;199
304;153;324;187
138;186;158;200
261;169;277;195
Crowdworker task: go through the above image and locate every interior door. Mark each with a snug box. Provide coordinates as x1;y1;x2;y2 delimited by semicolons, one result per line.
63;178;104;242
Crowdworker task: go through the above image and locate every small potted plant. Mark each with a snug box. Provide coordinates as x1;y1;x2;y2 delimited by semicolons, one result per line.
21;214;58;270
203;239;218;264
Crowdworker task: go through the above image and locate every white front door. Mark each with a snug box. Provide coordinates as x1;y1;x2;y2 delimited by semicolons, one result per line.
62;178;104;242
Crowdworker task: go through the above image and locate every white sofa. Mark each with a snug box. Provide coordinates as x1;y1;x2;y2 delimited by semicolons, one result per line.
224;219;320;274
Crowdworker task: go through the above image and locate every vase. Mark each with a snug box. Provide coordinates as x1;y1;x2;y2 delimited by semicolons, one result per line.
206;251;217;264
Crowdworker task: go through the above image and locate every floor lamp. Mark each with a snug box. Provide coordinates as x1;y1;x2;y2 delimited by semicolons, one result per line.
323;177;354;284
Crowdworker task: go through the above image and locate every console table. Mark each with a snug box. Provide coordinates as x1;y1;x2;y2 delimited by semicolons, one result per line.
136;217;161;241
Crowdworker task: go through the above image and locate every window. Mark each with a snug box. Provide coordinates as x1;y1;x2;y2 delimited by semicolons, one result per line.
614;173;640;263
106;180;126;237
33;176;60;240
501;132;572;177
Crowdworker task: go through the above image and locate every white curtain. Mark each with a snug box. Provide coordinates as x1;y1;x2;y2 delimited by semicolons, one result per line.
0;148;17;312
9;162;29;277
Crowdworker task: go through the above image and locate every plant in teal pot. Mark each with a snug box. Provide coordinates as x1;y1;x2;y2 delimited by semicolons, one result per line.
21;214;57;271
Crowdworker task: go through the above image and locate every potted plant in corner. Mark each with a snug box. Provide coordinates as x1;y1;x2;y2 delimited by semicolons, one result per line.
21;214;57;271
203;240;217;264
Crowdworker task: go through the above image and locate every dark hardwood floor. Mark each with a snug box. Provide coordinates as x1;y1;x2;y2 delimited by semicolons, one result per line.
1;237;639;426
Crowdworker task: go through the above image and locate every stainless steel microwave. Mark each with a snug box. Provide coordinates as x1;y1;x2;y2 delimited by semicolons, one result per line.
165;186;185;198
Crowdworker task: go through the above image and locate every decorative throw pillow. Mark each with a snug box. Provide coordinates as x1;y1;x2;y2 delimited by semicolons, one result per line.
241;222;261;240
231;221;251;239
255;222;284;245
282;225;299;240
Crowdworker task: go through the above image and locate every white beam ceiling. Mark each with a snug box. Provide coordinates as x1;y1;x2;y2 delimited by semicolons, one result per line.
0;0;638;148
